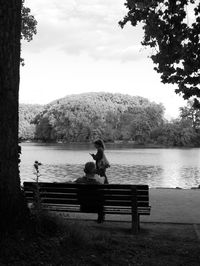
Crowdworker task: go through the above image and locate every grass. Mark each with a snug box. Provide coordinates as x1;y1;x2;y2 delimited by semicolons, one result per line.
0;214;200;266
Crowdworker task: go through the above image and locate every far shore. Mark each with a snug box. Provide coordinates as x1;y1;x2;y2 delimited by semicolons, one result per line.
20;140;199;149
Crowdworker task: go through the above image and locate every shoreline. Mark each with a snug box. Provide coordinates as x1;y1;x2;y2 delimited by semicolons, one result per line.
152;186;200;190
20;140;200;149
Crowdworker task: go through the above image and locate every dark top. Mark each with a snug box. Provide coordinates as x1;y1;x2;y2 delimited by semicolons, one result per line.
93;147;104;161
75;175;103;213
75;175;101;184
91;147;108;180
92;147;104;167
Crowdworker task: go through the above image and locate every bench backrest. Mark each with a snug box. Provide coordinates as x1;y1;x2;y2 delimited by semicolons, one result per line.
23;182;149;208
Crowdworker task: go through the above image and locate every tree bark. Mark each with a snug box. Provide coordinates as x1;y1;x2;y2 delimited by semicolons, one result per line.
0;0;26;232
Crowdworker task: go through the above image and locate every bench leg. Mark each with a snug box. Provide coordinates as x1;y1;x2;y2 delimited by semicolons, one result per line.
138;214;140;230
131;213;139;234
131;188;139;234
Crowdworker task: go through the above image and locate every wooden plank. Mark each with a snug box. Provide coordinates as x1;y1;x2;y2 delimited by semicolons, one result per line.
24;191;149;202
24;187;78;194
39;204;150;215
98;190;133;196
24;182;149;190
41;198;79;204
25;196;149;208
44;193;148;200
82;189;148;195
104;195;149;201
32;192;78;199
23;183;149;194
104;208;150;215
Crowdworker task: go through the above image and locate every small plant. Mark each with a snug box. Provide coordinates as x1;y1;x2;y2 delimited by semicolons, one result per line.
29;161;61;236
32;161;42;209
31;161;43;231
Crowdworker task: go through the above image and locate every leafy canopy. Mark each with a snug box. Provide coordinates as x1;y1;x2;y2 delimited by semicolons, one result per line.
120;0;200;107
21;0;37;65
179;99;200;130
19;93;164;143
21;0;37;41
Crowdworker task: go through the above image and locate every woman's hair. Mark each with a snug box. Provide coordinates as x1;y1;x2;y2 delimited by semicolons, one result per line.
94;139;105;149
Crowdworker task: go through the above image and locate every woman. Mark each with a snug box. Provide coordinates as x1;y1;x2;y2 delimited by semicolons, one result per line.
90;139;110;184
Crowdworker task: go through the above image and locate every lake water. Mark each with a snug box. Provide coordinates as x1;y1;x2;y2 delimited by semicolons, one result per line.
20;143;200;189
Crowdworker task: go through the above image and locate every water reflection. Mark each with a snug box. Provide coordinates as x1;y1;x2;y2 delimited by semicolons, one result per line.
20;143;200;188
179;167;200;188
20;163;200;188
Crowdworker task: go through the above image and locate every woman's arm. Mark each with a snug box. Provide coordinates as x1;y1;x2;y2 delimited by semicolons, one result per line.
91;148;103;161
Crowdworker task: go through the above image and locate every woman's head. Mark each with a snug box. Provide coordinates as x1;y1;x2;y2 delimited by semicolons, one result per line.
94;139;105;149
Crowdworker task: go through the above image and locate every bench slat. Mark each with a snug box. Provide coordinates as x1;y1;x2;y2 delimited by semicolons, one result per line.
24;192;149;204
38;204;150;215
24;182;148;190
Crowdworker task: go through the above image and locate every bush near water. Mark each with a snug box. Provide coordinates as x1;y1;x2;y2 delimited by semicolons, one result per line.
19;92;200;146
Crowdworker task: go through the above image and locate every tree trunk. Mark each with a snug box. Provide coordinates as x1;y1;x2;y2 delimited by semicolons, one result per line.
0;0;26;232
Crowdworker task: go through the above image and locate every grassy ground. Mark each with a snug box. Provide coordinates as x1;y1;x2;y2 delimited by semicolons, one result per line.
0;217;200;266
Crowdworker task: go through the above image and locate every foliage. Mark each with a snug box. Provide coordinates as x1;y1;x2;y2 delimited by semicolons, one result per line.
151;118;199;146
120;0;200;106
21;0;37;65
31;92;165;143
148;99;200;146
179;99;200;130
21;0;37;42
151;120;195;147
19;104;44;140
19;93;200;146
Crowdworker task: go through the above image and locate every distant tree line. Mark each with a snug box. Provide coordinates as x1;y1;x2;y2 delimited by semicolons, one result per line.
19;93;200;147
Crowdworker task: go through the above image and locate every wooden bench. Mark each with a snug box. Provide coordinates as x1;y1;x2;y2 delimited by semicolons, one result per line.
23;182;151;234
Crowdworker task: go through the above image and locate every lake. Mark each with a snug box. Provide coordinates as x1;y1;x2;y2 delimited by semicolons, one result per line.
20;142;200;189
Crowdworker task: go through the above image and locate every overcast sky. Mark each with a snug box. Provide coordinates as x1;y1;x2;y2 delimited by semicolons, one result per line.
20;0;187;119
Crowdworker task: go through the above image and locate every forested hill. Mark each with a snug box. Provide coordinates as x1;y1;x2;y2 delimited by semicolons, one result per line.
19;103;44;140
19;92;165;143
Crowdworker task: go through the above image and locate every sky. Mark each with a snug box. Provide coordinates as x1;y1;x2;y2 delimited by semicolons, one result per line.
20;0;188;119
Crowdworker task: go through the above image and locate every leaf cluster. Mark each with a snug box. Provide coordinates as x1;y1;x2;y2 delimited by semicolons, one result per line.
21;0;37;65
120;0;200;106
21;0;37;42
